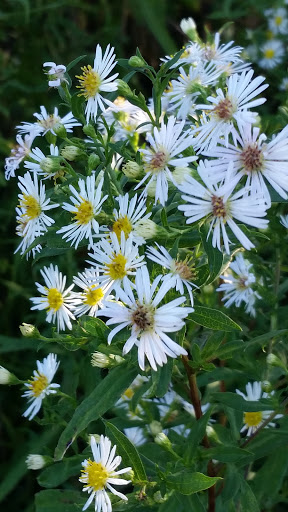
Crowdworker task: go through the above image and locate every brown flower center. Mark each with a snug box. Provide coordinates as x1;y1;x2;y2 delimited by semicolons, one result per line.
174;260;195;280
211;195;227;218
241;144;263;173
212;98;234;120
132;304;154;331
148;151;167;172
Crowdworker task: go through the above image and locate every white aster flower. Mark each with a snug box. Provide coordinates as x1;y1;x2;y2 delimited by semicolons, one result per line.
5;130;38;180
123;427;146;446
99;265;191;371
265;8;288;35
194;70;268;151
259;40;285;69
76;44;118;123
136;116;197;205
216;253;260;316
146;243;197;306
87;232;145;294
79;435;131;512
16;171;58;254
100;97;152;141
202;123;288;206
22;353;60;420
24;144;61;179
17;106;81;136
178;161;269;254
43;61;67;87
30;264;76;331
280;214;288;229
15;206;43;258
109;192;152;245
180;17;197;36
71;268;113;317
165;64;221;120
57;174;108;249
236;381;282;436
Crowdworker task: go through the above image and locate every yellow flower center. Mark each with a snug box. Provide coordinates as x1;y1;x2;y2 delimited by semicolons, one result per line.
76;65;101;99
28;373;49;397
20;194;41;220
84;460;109;491
112;215;132;241
244;411;263;427
73;200;94;224
106;253;127;280
123;387;134;400
275;16;283;26
264;49;275;59
47;288;64;311
84;287;104;306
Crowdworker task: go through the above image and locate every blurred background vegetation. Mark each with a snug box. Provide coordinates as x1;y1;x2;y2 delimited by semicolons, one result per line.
0;1;286;510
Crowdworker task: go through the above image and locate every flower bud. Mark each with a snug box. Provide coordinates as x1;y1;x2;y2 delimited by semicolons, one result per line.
262;380;273;393
26;454;51;470
39;156;62;175
122;160;143;179
154;432;172;450
128;56;146;68
83;124;97;138
61;145;82;161
134;219;160;240
19;323;40;338
54;123;67;138
173;166;192;185
267;353;285;368
153;491;167;504
91;351;124;368
88;153;100;171
180;17;198;41
149;420;162;436
116;79;133;97
146;178;157;198
0;366;20;385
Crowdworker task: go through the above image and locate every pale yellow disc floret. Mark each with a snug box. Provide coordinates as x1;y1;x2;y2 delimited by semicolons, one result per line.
20;194;41;220
28;373;49;397
84;287;104;306
244;411;263;427
112;215;132;241
76;66;102;99
264;49;275;59
83;460;109;491
73;200;94;225
106;253;127;280
47;287;64;312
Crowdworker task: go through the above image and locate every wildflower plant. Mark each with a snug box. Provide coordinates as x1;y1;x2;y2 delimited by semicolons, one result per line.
4;19;288;512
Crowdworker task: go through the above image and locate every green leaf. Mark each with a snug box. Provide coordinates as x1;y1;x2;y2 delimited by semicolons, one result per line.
37;456;83;488
150;358;173;398
245;329;288;349
201;332;224;360
252;445;288;500
211;392;275;411
200;225;224;284
35;490;83;512
206;446;253;463
104;421;147;482
184;410;212;464
54;364;138;460
78;315;110;341
238;477;260;512
164;470;221;495
189;306;242;331
66;54;87;72
70;93;86;123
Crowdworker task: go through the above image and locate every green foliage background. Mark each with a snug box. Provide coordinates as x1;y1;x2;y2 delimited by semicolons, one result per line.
1;1;288;511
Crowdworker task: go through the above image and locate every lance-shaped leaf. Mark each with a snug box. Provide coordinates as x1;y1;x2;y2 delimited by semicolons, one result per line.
163;469;221;495
211;392;276;411
104;421;147;482
189;306;241;331
54;364;138;460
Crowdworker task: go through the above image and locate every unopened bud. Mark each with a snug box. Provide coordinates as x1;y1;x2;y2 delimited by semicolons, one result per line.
0;366;20;385
53;123;67;138
40;156;61;174
91;351;124;368
267;353;286;370
83;124;97;138
26;454;52;470
149;420;162;436
116;79;133;97
88;153;100;171
20;323;41;338
153;491;167;504
146;178;157;198
134;219;159;240
180;17;198;41
61;145;82;161
128;56;146;68
154;432;172;449
173;166;192;185
262;380;273;393
122;160;143;179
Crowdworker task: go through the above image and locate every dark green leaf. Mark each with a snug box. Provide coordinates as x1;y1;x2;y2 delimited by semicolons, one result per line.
211;392;275;411
150;358;173;398
189;306;242;331
164;470;221;495
238;477;260;512
35;490;83;512
66;55;87;72
200;226;224;284
37;456;83;488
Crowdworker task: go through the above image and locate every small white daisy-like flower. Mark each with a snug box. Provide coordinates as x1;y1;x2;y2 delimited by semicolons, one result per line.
5;130;38;180
99;265;192;371
236;381;282;436
17;106;81;136
202;123;288;206
165;64;221;120
123;427;146;447
109;192;152;245
16;171;58;244
259;40;285;69
14;206;44;258
178;161;269;254
280;214;288;229
194;70;268;151
76;44;119;123
265;8;288;35
24;144;61;178
136;116;197;205
87;232;145;294
57;174;108;249
71;268;113;317
22;353;60;420
30;264;76;331
216;253;260;316
100;97;152;142
43;61;67;87
146;243;197;306
79;435;131;512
